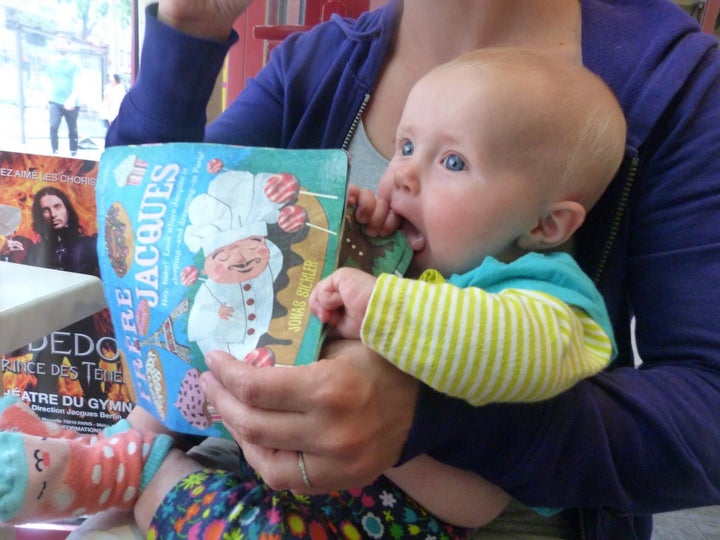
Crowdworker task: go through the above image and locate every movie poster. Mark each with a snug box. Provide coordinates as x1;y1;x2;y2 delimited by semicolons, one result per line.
0;151;135;432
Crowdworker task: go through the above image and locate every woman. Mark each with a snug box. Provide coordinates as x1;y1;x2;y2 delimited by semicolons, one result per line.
107;1;720;537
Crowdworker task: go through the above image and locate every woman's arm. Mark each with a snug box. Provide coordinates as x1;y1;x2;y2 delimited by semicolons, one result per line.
106;4;237;146
107;3;388;150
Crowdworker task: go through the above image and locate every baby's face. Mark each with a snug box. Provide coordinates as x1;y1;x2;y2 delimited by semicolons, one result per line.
203;236;270;284
378;65;547;276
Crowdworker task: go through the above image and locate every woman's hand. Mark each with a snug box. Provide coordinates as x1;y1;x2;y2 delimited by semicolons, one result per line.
199;340;420;493
158;0;254;40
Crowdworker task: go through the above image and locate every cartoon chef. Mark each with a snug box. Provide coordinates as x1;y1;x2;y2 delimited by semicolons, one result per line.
181;169;306;360
183;222;284;360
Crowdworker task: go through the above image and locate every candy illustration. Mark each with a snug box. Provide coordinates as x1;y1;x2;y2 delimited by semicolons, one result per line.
278;205;308;233
206;158;224;174
264;173;300;204
241;347;276;368
180;265;199;287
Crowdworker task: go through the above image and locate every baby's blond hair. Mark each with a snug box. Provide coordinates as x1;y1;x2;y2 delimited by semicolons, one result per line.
440;47;627;210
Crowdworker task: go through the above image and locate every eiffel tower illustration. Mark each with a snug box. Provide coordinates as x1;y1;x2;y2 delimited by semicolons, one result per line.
140;298;191;364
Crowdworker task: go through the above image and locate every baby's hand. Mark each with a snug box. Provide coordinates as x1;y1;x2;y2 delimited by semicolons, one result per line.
310;267;377;339
347;185;401;238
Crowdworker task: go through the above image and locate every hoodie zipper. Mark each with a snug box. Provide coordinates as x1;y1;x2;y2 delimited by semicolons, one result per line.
592;153;639;285
341;93;371;151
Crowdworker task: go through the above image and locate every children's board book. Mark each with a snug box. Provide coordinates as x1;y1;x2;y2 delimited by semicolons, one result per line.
96;142;411;438
0;150;134;433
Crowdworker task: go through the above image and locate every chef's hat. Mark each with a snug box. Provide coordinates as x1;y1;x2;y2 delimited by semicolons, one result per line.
197;221;269;256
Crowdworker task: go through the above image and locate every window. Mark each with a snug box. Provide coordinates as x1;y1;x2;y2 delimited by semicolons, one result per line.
0;0;133;157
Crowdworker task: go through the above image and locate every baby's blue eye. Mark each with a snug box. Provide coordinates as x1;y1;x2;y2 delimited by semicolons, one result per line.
444;154;465;171
401;141;414;156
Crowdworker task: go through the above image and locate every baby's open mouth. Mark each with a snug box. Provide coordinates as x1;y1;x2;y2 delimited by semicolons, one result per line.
401;220;426;252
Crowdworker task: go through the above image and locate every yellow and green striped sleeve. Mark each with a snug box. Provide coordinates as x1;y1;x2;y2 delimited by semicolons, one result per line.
360;273;612;406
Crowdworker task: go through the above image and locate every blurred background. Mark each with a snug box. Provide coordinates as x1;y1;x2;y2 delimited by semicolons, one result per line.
0;0;132;157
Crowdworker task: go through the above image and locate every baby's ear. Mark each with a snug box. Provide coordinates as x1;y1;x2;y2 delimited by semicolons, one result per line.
517;201;586;251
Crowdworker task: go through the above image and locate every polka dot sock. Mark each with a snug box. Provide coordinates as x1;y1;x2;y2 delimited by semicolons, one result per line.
0;396;173;524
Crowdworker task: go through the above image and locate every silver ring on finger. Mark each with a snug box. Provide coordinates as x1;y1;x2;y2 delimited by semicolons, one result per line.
297;451;312;489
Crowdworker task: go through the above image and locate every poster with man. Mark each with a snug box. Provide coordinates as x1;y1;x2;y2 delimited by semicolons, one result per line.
0;150;135;433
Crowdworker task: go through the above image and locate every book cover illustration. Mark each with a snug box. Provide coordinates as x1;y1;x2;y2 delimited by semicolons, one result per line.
0;151;134;433
96;143;354;437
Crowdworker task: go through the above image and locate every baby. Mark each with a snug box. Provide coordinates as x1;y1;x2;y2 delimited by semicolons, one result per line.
307;46;626;526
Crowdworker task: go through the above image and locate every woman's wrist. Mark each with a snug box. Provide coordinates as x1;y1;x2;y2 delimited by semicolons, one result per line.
157;12;234;41
156;2;240;41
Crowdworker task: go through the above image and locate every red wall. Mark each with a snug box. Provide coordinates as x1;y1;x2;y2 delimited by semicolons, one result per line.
222;0;380;109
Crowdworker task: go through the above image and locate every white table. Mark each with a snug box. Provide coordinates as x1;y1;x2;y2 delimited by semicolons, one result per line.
0;261;107;353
